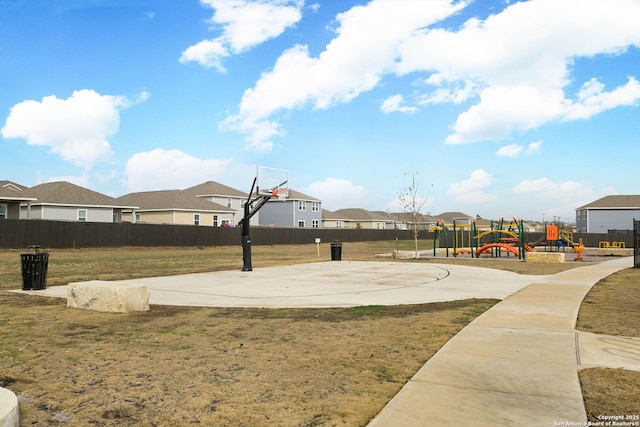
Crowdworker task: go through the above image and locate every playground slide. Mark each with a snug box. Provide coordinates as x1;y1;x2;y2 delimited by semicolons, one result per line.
527;236;545;247
475;242;536;258
475;243;520;257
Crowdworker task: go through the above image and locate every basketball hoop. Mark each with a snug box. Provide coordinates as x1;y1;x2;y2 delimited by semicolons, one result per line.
271;188;288;201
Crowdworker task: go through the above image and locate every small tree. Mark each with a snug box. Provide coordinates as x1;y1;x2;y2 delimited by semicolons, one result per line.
398;171;430;259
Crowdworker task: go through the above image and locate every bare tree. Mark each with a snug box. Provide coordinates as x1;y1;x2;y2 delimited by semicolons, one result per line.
398;170;430;259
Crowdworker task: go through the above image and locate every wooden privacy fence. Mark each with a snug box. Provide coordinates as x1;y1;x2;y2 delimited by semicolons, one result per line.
0;219;424;249
0;220;634;250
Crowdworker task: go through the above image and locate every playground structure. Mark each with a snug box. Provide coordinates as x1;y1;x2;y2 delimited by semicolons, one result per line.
432;218;533;260
431;218;597;261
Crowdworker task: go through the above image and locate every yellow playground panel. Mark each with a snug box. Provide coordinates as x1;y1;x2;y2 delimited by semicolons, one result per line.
598;241;626;255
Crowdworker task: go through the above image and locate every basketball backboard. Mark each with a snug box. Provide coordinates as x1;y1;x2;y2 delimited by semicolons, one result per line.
256;165;289;198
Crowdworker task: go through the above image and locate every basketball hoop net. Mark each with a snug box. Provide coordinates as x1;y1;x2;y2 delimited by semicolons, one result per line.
271;188;288;201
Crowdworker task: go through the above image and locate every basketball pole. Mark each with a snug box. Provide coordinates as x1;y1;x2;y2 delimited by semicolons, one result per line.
238;176;287;271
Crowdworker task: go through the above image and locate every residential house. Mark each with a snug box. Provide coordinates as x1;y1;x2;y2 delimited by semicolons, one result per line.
259;189;322;228
117;189;235;226
434;211;474;225
182;181;258;225
321;209;352;228
388;212;437;230
0;181;36;219
575;195;640;233
329;208;395;229
20;181;135;223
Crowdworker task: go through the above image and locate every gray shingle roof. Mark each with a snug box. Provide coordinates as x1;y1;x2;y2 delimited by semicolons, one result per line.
332;208;394;221
285;189;320;201
388;212;438;223
182;181;248;198
577;195;640;209
433;211;474;222
117;189;233;212
0;181;36;201
23;182;134;208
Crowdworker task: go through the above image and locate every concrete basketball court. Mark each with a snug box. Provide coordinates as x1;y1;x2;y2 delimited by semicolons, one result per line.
17;260;547;308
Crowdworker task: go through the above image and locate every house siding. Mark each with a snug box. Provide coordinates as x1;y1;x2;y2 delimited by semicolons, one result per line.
579;208;640;232
260;200;322;228
21;205;114;222
136;211;176;224
259;201;294;226
204;196;258;226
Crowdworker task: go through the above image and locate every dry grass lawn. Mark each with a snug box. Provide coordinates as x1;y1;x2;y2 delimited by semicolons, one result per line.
0;242;637;425
576;266;640;422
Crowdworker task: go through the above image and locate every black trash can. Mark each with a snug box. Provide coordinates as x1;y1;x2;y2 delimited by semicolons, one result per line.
21;246;49;290
330;241;342;261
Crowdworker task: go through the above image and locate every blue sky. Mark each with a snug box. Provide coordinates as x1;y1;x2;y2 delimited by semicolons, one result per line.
2;0;640;223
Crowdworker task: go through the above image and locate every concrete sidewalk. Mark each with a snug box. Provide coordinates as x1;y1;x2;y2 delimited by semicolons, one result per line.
367;256;637;427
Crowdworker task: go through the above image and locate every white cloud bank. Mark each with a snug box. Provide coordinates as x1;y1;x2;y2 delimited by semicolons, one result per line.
180;0;304;72
122;148;236;192
305;177;367;211
220;0;640;151
1;89;147;169
446;169;497;204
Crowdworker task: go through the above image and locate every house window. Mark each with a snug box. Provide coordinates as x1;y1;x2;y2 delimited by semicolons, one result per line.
336;221;343;228
0;204;6;219
194;214;200;225
213;215;219;227
135;213;141;223
298;220;305;227
227;198;232;208
311;202;319;212
312;219;319;228
78;209;87;222
221;219;231;227
298;201;306;211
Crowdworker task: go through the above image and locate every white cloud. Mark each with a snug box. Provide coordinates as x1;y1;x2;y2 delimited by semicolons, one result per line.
222;0;465;149
511;177;602;221
418;78;478;105
525;141;542;155
305;178;367;211
497;140;542;157
446;169;497;203
496;143;523;158
180;0;303;72
512;177;582;196
1;89;146;169
397;0;640;144
122;148;234;191
380;94;417;114
221;0;640;149
562;77;640;120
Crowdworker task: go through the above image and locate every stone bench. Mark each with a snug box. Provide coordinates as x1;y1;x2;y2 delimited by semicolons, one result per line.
0;387;19;427
67;281;150;313
526;252;565;263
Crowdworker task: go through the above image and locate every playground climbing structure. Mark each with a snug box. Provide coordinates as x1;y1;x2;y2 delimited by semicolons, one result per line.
433;217;534;260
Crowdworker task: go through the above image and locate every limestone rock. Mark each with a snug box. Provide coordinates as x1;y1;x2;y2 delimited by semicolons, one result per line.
67;281;150;313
